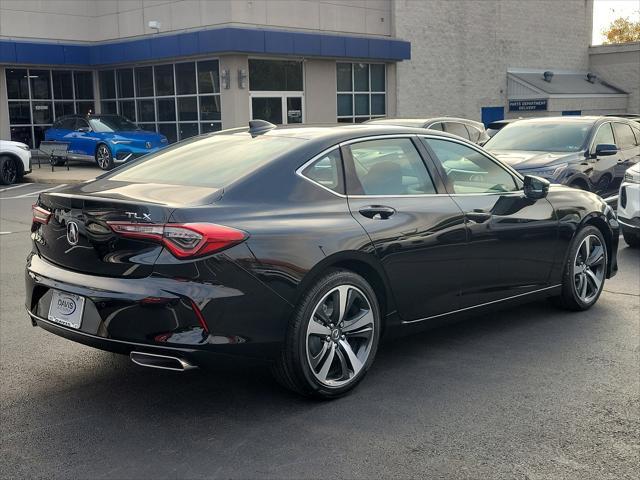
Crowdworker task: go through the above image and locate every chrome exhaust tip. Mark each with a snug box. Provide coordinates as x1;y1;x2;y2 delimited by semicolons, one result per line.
130;351;197;372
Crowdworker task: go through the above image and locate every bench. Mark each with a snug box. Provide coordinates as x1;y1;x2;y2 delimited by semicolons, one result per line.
38;141;71;172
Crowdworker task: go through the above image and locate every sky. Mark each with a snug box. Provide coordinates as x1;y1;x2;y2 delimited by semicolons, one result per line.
592;0;640;44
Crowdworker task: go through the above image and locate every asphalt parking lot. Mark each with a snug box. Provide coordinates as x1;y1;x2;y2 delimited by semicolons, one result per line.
1;183;638;480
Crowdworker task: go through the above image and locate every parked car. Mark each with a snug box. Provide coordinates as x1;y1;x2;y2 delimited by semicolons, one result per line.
617;162;640;247
485;118;521;138
45;114;168;170
365;117;490;145
0;139;31;185
484;116;640;197
26;122;618;398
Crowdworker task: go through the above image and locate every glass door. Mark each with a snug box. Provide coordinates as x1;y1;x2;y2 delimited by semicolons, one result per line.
250;93;304;125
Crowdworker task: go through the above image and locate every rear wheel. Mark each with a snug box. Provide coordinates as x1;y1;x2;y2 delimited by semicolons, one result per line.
554;225;607;311
95;144;114;170
272;270;380;398
622;227;640;248
0;155;19;185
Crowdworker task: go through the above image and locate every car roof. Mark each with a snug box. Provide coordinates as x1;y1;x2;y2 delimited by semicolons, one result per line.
366;117;484;128
216;123;465;145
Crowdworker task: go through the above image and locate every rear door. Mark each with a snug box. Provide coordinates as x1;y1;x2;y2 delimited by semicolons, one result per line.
343;135;467;321
612;122;640;189
421;135;558;307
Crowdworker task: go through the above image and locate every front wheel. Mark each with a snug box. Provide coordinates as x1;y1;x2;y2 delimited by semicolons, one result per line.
272;270;381;398
554;225;607;311
95;144;114;170
0;156;19;185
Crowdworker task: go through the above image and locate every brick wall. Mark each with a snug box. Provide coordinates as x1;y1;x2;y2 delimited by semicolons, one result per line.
393;0;593;121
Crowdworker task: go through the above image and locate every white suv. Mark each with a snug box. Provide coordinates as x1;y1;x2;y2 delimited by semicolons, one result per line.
618;162;640;248
0;140;31;185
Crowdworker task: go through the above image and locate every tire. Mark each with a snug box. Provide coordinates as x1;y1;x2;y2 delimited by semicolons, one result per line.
95;144;114;170
0;155;19;185
622;227;640;248
554;225;607;311
272;269;381;398
569;180;589;191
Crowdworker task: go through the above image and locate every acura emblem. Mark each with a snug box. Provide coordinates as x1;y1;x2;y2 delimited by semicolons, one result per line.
66;221;79;246
145;141;152;149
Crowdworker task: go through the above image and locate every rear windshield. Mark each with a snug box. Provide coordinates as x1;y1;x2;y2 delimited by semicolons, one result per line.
107;132;304;187
484;121;592;153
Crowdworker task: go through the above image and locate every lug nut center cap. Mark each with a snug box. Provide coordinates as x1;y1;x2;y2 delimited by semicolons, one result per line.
330;329;341;341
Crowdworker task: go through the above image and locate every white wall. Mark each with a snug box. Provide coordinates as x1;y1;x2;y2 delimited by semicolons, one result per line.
0;0;392;42
589;42;640;114
393;0;594;120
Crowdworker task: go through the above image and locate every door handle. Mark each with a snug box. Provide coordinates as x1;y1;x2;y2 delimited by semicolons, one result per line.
359;205;396;220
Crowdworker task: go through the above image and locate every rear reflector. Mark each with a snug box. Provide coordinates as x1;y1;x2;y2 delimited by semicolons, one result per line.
32;205;51;225
107;222;247;259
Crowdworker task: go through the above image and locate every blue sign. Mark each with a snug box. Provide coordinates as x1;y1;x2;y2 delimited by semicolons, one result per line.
509;99;548;112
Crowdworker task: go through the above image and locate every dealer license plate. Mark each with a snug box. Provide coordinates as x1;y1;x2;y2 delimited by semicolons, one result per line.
48;290;85;329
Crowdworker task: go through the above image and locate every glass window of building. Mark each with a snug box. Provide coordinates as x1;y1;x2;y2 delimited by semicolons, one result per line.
337;62;386;123
5;68;95;147
249;60;303;91
99;60;221;143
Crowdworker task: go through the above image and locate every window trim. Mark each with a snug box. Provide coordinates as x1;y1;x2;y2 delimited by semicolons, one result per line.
589;122;616;154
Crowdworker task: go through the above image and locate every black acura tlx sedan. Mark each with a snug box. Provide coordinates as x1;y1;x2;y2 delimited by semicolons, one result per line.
26;121;619;398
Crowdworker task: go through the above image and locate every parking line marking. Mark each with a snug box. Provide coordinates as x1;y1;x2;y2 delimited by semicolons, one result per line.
0;184;29;193
0;231;13;235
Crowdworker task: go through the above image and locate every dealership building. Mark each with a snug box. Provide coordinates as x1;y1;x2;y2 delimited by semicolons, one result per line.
0;0;638;148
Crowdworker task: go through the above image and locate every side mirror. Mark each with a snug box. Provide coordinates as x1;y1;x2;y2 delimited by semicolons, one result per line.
76;127;91;133
594;143;618;157
523;175;550;200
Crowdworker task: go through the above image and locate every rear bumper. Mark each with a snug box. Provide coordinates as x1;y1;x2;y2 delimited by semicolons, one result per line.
25;253;291;361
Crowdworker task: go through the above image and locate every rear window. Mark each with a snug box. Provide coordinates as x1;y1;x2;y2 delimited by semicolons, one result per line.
107;132;304;187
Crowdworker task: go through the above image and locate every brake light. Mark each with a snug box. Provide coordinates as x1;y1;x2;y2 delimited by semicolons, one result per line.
32;205;51;225
107;222;247;259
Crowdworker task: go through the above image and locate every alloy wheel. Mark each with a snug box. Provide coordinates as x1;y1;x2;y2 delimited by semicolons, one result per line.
96;145;111;169
573;234;605;303
306;285;375;387
1;159;17;184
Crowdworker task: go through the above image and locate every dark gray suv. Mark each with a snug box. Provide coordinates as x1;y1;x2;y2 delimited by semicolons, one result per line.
484;116;640;196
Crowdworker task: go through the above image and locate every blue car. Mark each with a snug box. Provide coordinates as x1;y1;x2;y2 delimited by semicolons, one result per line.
45;114;168;170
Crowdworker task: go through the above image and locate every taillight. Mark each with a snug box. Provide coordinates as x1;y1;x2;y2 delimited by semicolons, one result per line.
32;205;51;225
107;222;247;259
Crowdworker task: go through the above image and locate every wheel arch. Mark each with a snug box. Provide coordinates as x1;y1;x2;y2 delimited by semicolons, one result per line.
567;174;591;191
295;251;396;325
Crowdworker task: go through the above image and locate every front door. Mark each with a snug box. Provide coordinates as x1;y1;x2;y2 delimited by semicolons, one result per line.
251;94;304;125
421;136;558;308
343;136;467;322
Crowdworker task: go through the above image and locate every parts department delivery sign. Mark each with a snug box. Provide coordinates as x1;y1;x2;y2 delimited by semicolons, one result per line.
509;99;548;112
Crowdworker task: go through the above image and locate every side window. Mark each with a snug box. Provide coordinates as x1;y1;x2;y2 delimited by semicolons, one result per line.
444;122;470;140
592;123;615;148
75;118;90;130
613;123;637;149
301;149;344;194
58;118;76;130
427;122;445;131
347;138;436;195
425;138;519;194
465;125;482;143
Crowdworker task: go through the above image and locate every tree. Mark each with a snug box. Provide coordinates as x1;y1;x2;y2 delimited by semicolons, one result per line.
602;16;640;44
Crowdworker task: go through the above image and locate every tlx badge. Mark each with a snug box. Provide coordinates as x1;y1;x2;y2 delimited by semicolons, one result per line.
125;212;152;221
